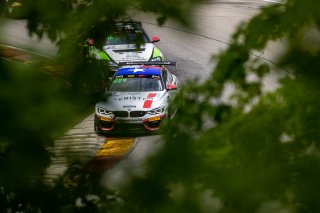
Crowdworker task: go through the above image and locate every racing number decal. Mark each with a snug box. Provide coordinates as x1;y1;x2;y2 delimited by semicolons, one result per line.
113;78;127;84
143;93;156;108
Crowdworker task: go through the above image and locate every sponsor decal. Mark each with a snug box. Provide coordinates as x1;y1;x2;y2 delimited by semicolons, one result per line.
113;78;126;84
114;96;145;101
143;93;156;108
123;105;136;108
112;93;157;102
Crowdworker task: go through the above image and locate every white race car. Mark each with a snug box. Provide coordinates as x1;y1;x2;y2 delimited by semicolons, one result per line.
84;21;164;76
94;61;179;135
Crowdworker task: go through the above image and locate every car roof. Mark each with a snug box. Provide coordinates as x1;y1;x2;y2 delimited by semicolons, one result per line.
115;66;162;76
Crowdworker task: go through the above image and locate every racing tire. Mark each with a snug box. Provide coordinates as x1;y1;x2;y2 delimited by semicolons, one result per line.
94;117;100;134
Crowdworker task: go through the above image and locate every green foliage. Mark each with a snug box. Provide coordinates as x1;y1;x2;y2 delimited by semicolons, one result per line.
0;0;207;212
17;0;203;53
120;0;320;212
0;60;94;211
1;0;320;212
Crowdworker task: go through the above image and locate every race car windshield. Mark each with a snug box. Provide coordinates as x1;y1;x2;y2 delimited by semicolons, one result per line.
109;77;163;92
105;32;149;45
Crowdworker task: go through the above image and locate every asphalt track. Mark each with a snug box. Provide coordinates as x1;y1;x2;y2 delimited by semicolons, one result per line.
0;0;279;188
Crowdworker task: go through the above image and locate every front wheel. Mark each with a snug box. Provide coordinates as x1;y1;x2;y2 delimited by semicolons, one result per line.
94;116;100;134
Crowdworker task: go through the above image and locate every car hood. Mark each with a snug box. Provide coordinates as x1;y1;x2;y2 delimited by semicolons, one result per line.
103;43;154;62
96;91;167;111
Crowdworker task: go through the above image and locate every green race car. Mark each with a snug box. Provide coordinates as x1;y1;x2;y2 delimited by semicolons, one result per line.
83;21;164;76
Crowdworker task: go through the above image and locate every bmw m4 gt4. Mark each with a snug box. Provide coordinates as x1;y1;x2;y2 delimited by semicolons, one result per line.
94;61;179;135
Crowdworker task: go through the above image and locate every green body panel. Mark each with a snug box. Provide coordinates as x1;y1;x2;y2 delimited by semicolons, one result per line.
152;47;164;60
97;51;110;60
89;46;110;60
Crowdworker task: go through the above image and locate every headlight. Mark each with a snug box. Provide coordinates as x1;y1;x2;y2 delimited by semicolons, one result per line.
150;56;162;62
147;107;165;115
97;107;113;115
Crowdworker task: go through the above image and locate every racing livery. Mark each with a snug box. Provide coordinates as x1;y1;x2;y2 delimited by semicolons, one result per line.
94;61;179;134
84;22;164;75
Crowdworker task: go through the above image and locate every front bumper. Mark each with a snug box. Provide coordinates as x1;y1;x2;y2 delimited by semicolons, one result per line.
94;114;167;134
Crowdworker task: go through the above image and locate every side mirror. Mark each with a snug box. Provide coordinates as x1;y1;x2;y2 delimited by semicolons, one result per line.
167;84;177;90
151;35;160;43
87;38;95;45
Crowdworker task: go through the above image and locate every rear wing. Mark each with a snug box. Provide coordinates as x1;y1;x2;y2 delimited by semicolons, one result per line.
118;61;177;66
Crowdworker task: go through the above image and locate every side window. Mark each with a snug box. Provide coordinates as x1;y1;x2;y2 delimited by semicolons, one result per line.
162;69;168;84
167;72;173;84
